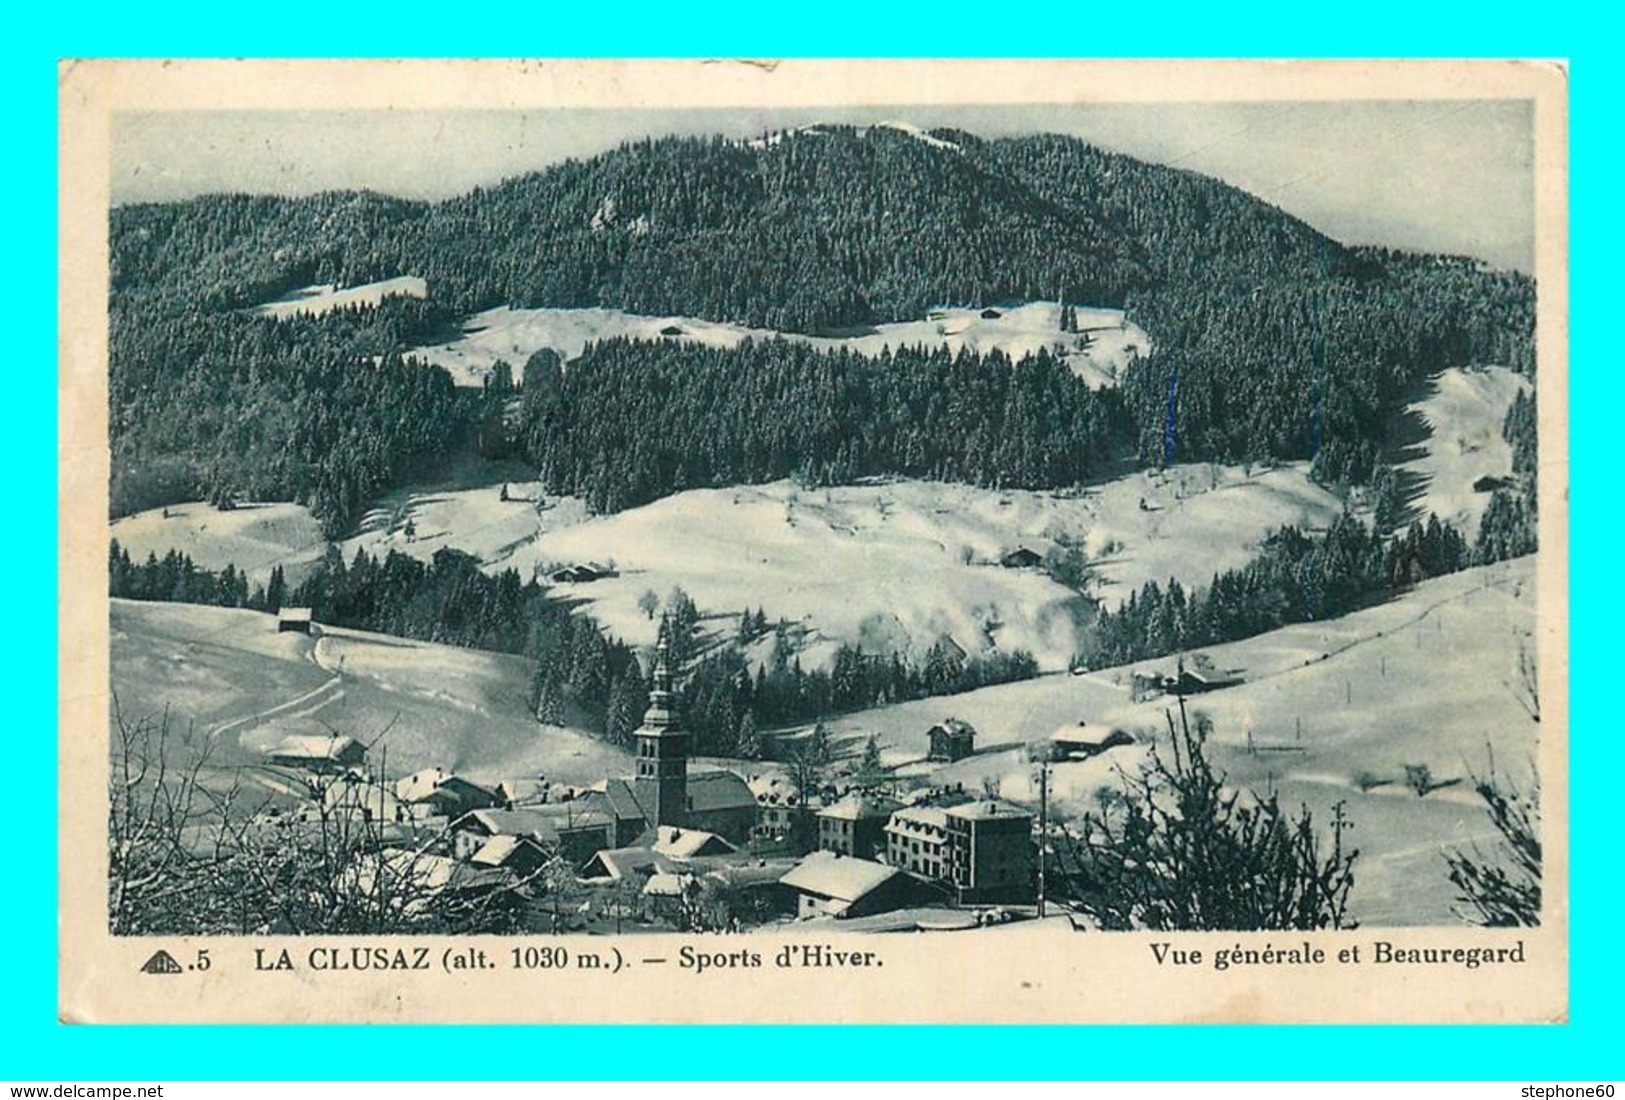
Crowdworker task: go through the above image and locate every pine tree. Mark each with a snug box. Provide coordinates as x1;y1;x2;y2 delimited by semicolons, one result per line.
858;734;883;785
1371;465;1404;534
736;711;763;761
265;564;286;614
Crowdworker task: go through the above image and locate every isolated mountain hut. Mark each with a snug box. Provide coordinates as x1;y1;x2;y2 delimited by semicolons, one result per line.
1000;547;1043;569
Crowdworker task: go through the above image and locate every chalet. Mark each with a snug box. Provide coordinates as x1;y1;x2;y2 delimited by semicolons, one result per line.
394;768;502;817
277;607;313;634
265;733;365;773
1172;667;1243;695
659;325;685;337
692;858;800;922
779;851;927;920
816;793;901;861
944;800;1035;904
495;777;551;808
979;308;1003;320
467;834;552;879
650;826;737;860
927;717;977;763
343;849;520;917
885;805;950;880
1000;547;1043;569
641;871;695;902
321;773;405;824
454;805;616;866
577;846;682;884
1046;722;1135;761
548;564;611;584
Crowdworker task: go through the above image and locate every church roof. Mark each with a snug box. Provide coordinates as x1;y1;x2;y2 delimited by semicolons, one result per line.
601;778;649;823
685;770;756;813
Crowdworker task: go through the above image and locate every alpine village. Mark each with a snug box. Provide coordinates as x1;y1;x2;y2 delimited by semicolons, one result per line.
106;121;1543;937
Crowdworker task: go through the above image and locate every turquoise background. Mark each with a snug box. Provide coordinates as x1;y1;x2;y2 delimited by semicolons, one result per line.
14;1;1617;1079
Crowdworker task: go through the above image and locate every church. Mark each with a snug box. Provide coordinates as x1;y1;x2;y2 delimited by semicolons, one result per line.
595;632;757;848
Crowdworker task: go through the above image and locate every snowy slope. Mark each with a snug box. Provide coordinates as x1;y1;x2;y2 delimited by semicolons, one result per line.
112;459;1343;676
255;276;427;319
342;467;1341;670
826;557;1539;926
340;478;592;571
110;501;328;587
407;301;1150;389
1397;366;1531;537
111;598;629;784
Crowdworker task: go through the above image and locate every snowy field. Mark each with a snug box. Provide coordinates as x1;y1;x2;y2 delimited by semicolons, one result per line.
109;357;1521;677
254;276;427;319
110;359;1526;691
340;477;591;573
407;301;1150;389
826;556;1540;926
334;467;1343;669
110;599;630;786
1397;365;1532;537
110;501;328;587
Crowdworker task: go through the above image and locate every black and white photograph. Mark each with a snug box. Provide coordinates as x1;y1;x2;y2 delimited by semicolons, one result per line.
60;58;1568;1024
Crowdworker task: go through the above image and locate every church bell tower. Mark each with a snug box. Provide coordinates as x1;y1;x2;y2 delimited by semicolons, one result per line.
633;627;688;828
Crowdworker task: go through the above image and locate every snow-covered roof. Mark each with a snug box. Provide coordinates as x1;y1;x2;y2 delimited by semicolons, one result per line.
651;828;736;860
378;850;513;894
468;834;547;869
642;872;692;898
463;805;612;841
886;806;949;833
395;767;453;803
818;793;901;822
496;778;549;805
1050;723;1133;747
780;851;900;903
580;846;680;882
321;776;401;818
944;799;1033;823
278;607;312;622
266;733;360;762
749;774;800;805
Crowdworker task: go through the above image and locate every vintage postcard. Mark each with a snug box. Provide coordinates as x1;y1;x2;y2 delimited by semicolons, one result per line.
58;58;1568;1024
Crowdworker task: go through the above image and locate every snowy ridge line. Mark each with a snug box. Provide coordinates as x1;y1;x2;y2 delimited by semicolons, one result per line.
407;301;1148;389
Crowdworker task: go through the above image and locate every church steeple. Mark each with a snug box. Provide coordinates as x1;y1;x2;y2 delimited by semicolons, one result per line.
633;618;688;828
643;630;676;727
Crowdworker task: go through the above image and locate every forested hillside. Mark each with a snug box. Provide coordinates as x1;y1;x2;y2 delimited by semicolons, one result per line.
109;123;1537;531
517;337;1129;512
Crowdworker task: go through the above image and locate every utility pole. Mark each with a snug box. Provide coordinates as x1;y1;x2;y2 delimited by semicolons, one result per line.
1036;762;1049;920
